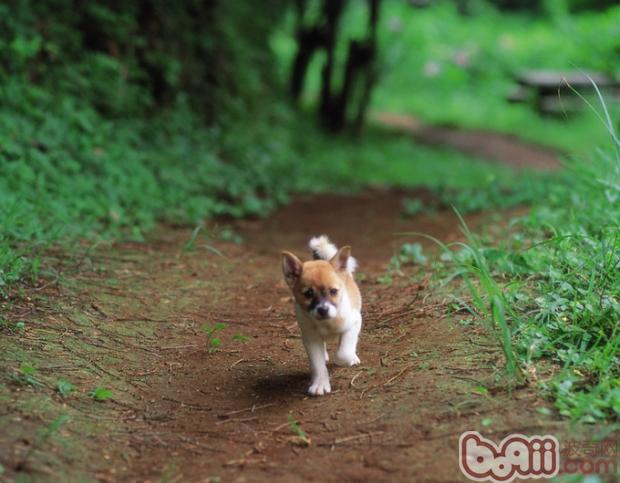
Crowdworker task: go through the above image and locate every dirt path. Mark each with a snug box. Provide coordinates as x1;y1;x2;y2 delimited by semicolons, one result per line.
374;113;561;171
3;188;580;482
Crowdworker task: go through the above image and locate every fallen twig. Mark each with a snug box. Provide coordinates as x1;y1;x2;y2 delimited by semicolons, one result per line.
383;364;414;386
350;371;363;388
320;431;384;446
219;403;275;419
160;344;199;351
215;416;258;426
230;358;245;368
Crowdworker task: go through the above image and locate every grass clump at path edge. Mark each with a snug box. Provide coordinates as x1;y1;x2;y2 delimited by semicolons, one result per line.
433;102;620;422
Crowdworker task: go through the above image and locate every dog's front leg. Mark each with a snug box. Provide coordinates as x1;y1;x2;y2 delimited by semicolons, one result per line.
334;313;361;366
302;332;331;396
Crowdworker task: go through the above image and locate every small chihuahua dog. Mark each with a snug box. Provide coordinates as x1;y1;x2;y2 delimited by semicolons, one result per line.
281;235;362;396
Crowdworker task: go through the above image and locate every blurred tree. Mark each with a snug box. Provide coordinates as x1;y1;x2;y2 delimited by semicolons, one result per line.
0;0;286;122
290;0;381;132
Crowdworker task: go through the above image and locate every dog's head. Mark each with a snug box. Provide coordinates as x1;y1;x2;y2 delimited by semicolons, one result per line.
281;246;352;320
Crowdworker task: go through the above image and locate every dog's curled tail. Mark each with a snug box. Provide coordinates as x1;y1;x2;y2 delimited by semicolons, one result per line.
309;235;357;273
309;235;338;261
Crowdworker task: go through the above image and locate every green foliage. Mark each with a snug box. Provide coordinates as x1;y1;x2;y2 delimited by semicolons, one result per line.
378;242;429;285
389;243;428;272
202;322;226;353
232;334;250;343
287;414;311;445
401;198;428;217
435;172;555;213
273;1;620;151
11;363;43;387
291;0;620;152
433;114;620;420
56;379;74;396
36;414;69;447
0;1;294;291
217;227;244;245
290;123;516;193
183;225;205;253
481;417;493;427
88;387;112;401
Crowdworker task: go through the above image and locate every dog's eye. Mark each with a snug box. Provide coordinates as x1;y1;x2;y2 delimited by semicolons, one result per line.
329;288;338;296
303;289;314;299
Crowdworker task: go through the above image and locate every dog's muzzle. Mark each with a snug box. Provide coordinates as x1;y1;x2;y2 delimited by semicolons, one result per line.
313;301;336;320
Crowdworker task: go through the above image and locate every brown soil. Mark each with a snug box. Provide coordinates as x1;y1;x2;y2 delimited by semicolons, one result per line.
2;188;587;483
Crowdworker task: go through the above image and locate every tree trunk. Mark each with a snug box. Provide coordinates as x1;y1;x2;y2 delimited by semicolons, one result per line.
289;0;381;133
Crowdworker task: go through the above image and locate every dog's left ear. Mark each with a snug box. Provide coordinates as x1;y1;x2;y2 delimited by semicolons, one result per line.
282;251;302;288
330;246;351;271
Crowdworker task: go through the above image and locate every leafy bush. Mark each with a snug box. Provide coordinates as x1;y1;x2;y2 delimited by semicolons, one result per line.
0;1;295;289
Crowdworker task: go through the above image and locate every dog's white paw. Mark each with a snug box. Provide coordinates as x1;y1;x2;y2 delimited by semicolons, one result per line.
334;353;361;367
308;378;331;396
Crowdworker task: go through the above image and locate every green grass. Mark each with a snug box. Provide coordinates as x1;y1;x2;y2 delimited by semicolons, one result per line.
374;1;620;152
422;100;620;422
290;122;518;192
0;82;286;289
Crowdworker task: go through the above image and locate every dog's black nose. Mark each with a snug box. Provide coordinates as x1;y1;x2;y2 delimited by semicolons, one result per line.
317;306;328;318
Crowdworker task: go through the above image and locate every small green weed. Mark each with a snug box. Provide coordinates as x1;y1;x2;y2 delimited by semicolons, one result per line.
481;417;493;427
390;243;428;269
183;224;205;253
19;413;69;467
160;462;178;483
401;198;430;217
88;387;112;401
287;414;311;446
377;274;393;285
36;414;69;447
11;363;43;387
232;334;250;343
379;243;429;284
217;227;243;245
202;322;226;353
56;379;74;396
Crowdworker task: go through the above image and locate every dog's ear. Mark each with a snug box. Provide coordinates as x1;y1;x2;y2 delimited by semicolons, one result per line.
281;251;302;288
330;245;351;271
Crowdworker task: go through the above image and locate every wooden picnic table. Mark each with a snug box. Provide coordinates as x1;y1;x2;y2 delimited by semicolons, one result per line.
509;69;620;114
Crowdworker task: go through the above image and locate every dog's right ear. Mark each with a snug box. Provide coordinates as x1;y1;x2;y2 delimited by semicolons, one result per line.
281;251;302;288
